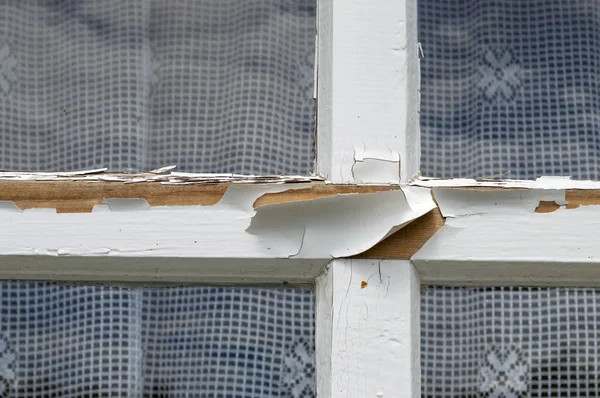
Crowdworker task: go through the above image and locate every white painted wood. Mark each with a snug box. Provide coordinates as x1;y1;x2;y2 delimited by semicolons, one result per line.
0;256;327;284
0;185;434;283
412;205;600;286
414;176;600;190
317;0;419;184
316;259;421;397
315;263;333;398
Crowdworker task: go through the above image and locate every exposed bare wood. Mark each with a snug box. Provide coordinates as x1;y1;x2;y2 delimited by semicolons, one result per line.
0;181;229;213
253;184;396;207
534;201;561;213
6;182;600;260
0;181;399;213
355;208;445;260
566;190;600;207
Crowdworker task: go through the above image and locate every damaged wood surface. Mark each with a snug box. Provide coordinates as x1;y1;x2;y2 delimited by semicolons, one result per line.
253;184;395;207
0;181;396;213
355;208;445;260
534;191;600;213
361;188;600;259
4;180;600;260
0;181;230;213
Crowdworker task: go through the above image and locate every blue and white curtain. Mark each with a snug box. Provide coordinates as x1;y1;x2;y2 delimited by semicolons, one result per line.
0;0;316;175
0;282;315;397
419;0;600;180
422;287;600;397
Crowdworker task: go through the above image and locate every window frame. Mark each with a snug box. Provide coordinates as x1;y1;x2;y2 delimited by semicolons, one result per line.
1;0;598;396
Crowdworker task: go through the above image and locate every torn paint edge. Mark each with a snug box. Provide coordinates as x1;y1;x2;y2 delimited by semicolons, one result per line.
412;187;600;285
413;176;600;190
0;184;435;265
432;188;567;217
0;167;325;184
350;146;402;185
248;186;435;258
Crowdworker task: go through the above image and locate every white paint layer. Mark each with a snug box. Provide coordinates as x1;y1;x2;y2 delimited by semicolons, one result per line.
316;259;421;397
413;189;600;285
0;185;433;281
248;186;435;258
352;147;401;185
414;176;600;190
315;263;333;398
433;188;565;217
0;168;323;184
0;256;326;284
316;0;419;183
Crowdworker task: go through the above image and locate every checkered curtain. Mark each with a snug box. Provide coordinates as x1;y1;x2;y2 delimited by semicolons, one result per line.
422;287;600;397
0;0;316;175
0;282;315;397
419;0;600;180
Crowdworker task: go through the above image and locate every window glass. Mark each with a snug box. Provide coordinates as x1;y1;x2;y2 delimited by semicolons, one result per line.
419;0;599;180
422;286;600;397
0;282;315;397
0;0;316;175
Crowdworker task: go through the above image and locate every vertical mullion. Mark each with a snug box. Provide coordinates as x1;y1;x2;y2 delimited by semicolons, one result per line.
316;0;420;184
315;259;421;397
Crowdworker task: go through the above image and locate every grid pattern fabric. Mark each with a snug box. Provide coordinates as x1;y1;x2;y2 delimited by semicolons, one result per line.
419;0;600;180
0;0;316;175
0;282;315;397
421;286;600;398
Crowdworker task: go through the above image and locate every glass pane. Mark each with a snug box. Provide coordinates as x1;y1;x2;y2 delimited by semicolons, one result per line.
419;0;600;180
0;0;316;175
421;286;600;397
0;282;315;397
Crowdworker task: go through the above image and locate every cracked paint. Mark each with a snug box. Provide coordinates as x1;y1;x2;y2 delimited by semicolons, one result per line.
248;186;435;258
0;183;436;284
0;167;324;184
351;146;401;185
414;175;600;190
413;187;600;286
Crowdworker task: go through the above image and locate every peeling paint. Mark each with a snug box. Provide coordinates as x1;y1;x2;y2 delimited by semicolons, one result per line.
352;147;401;185
0;184;435;284
413;187;600;285
0;167;324;184
414;175;600;190
248;186;435;258
0;201;21;212
432;188;566;217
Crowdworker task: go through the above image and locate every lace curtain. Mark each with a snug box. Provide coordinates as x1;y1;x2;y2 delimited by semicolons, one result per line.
421;286;600;397
419;0;600;180
0;282;315;397
0;0;316;175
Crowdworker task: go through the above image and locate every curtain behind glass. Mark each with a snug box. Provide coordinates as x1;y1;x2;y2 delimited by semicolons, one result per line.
0;282;315;397
419;0;600;180
0;0;316;175
421;286;600;397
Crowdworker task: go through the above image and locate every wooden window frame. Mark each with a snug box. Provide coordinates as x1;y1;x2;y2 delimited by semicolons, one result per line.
2;0;599;397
